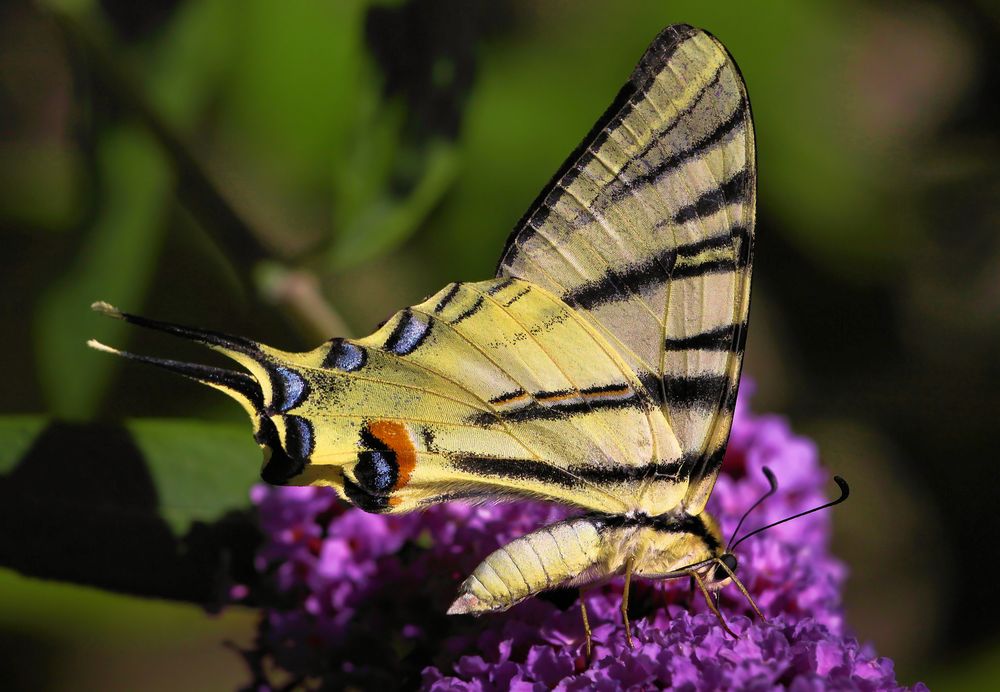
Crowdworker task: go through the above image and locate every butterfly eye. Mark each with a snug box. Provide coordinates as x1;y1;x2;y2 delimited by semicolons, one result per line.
713;553;738;581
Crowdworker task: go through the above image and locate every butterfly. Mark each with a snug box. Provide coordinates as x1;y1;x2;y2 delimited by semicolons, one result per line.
91;24;782;653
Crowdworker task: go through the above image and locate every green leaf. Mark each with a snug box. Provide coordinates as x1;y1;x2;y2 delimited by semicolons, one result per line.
128;419;260;535
0;416;262;603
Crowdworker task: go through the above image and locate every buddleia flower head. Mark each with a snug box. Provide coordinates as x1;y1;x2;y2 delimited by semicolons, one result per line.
237;383;924;690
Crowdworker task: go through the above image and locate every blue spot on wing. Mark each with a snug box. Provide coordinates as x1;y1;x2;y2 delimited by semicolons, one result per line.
258;417;306;485
322;338;367;372
384;309;432;356
271;366;308;412
283;414;314;460
356;450;398;494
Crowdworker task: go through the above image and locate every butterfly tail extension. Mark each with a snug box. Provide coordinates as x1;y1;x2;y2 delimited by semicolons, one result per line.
89;301;316;485
88;302;271;417
86;338;263;420
448;516;622;615
90;301;274;383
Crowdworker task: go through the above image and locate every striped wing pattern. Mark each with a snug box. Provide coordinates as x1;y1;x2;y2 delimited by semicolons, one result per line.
497;25;755;514
261;278;686;516
94;25;753;525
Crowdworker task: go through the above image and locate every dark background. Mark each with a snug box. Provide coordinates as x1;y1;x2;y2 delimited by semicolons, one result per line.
2;0;998;688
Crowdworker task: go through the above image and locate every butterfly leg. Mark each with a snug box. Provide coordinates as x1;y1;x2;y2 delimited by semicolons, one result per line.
621;558;634;649
714;558;766;622
690;570;737;638
579;589;592;659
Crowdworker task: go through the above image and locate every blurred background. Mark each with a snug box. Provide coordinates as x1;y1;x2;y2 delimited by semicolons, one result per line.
1;0;998;688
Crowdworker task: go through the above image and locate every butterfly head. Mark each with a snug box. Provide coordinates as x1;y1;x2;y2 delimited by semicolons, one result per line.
671;470;852;593
708;551;739;587
712;553;739;585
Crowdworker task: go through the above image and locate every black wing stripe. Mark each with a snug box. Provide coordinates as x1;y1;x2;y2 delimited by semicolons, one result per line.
471;394;643;426
486;277;516;295
502;287;531;307
476;382;643;425
669;257;736;280
496;24;700;272
605;60;730;199
433;283;463;313
451;296;485;325
627;97;748;193
490;389;529;406
452;455;682;487
562;227;747;309
660;373;734;411
664;322;743;351
680;446;727;488
672;168;749;225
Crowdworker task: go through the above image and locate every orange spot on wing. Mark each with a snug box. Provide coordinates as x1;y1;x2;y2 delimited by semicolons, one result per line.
501;392;530;405
368;419;417;490
491;390;530;407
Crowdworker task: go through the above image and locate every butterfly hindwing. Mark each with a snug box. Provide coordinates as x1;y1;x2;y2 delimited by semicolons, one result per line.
269;278;686;515
496;25;755;514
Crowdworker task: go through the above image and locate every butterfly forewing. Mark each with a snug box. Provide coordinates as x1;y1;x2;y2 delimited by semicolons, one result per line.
496;25;755;514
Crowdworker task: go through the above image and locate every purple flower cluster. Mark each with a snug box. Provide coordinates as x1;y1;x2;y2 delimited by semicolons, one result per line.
424;609;906;691
239;383;924;690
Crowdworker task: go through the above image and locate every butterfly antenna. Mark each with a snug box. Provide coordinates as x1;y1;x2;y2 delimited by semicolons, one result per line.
730;476;850;551
726;466;778;551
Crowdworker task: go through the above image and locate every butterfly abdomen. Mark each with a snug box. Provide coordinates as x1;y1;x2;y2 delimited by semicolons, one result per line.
448;516;625;615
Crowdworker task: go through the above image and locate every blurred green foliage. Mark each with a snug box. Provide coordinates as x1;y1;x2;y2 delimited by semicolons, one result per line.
38;128;171;418
1;0;998;688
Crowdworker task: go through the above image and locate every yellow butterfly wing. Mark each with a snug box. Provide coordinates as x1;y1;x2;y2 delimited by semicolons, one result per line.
92;24;753;523
93;277;682;515
276;278;689;514
497;24;755;515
